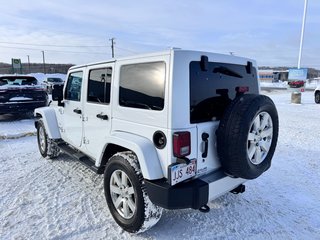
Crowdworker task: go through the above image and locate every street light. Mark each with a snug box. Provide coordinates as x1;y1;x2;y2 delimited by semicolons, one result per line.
298;0;308;69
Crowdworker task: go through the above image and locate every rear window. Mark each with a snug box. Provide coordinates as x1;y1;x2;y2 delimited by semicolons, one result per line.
0;76;37;86
190;60;258;123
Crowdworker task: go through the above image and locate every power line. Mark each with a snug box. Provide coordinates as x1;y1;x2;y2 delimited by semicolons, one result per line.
0;42;140;55
115;46;139;54
0;38;156;60
0;41;107;48
0;45;107;55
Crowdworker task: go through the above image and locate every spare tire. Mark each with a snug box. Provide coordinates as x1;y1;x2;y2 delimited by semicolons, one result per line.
216;94;279;179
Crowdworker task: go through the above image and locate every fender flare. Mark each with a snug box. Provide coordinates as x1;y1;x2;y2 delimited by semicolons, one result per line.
99;132;164;180
34;107;61;139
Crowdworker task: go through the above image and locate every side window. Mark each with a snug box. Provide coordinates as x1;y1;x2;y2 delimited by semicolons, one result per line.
87;67;112;104
119;62;165;111
65;71;83;101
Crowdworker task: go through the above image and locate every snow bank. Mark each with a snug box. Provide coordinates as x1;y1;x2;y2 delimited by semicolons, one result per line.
260;80;319;90
0;115;36;139
260;81;287;89
29;73;67;84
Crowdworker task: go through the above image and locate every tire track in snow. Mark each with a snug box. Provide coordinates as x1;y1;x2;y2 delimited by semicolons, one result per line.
34;153;118;239
0;138;50;239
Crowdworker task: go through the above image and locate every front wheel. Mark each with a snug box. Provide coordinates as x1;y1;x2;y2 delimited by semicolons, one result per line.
36;119;59;158
104;152;162;233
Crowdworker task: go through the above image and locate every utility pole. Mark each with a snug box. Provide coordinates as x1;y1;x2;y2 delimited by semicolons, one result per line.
109;37;115;58
298;0;308;69
27;55;30;73
41;51;46;74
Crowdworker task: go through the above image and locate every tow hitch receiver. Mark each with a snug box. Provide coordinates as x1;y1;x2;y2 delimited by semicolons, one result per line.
230;184;246;194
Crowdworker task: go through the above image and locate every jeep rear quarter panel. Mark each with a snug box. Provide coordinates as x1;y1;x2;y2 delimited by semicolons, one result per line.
111;53;171;179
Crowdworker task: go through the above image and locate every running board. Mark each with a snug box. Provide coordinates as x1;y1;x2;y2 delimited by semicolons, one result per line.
57;142;104;174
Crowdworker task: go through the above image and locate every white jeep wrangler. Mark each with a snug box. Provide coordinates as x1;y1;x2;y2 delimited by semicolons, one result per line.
35;49;279;233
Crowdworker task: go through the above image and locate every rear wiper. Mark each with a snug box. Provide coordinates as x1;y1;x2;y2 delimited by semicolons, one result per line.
213;66;243;78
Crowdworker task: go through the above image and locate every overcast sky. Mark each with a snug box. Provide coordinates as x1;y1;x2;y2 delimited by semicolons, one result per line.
0;0;319;69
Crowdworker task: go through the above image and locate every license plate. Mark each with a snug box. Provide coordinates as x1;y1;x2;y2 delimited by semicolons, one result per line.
169;159;197;186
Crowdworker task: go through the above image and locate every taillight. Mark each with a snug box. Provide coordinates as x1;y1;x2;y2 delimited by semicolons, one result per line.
173;131;191;158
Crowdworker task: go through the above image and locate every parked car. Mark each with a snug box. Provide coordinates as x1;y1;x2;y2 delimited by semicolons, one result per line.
35;49;279;233
0;75;48;115
43;77;64;93
288;80;305;88
314;86;320;103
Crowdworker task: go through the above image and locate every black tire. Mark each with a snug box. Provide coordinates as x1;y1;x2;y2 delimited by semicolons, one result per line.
315;91;320;104
217;94;279;179
36;119;59;158
104;152;162;233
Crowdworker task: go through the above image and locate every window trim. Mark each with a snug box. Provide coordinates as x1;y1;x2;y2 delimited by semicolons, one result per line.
86;67;112;105
118;61;166;111
64;70;83;101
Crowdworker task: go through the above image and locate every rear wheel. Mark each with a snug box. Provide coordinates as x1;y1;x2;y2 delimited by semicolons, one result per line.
315;91;320;104
217;94;279;179
104;152;162;233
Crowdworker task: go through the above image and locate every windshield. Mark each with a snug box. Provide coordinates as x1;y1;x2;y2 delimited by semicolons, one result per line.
0;76;38;86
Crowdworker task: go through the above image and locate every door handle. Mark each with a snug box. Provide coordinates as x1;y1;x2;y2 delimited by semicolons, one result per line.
96;113;108;120
73;108;82;114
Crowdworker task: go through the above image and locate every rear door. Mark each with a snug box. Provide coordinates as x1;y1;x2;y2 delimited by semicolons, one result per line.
82;63;114;160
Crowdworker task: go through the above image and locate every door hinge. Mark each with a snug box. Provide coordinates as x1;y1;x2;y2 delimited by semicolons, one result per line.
83;137;89;144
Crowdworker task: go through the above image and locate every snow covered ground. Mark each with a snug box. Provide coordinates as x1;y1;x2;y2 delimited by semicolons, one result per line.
1;90;320;239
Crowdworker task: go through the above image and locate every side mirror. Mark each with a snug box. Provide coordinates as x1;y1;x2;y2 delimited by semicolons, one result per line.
52;84;64;107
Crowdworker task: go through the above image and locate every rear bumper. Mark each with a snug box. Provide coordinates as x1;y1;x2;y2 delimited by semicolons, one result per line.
145;170;246;210
0;101;48;114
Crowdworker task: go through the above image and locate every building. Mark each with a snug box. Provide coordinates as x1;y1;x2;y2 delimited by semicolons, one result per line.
259;70;288;82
